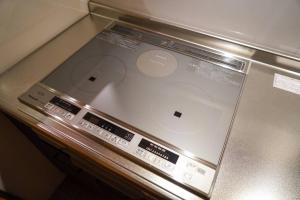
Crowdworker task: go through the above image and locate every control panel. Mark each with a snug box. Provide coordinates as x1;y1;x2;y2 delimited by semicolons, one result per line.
19;83;216;195
78;112;133;149
135;139;177;172
44;96;80;121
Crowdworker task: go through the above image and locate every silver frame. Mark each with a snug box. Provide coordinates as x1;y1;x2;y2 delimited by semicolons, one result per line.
17;5;251;198
17;1;300;199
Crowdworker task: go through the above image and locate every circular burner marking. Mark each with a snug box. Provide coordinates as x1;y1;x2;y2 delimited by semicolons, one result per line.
137;50;177;78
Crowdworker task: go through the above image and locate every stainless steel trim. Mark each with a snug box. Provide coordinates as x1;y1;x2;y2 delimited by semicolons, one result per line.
89;1;300;75
208;61;250;195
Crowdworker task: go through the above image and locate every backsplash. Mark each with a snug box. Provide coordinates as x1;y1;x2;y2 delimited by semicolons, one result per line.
93;0;300;58
0;0;88;74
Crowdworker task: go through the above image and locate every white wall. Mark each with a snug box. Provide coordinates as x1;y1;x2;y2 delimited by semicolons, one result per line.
0;0;89;74
95;0;300;57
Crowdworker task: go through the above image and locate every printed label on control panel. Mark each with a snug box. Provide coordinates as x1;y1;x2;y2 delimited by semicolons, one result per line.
44;101;77;121
83;112;134;141
49;96;81;114
138;139;179;164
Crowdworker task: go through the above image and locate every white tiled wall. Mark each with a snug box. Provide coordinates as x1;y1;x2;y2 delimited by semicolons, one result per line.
0;0;89;74
95;0;300;58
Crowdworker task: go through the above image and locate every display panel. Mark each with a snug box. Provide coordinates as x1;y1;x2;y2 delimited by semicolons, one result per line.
138;139;179;164
83;112;134;141
49;96;81;114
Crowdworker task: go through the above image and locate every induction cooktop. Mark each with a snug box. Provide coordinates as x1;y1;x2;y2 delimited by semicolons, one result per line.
19;23;248;198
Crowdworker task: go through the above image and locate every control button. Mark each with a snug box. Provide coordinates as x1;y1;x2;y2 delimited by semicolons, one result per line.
85;122;90;128
53;107;62;114
135;148;145;157
118;139;128;147
153;157;163;166
95;128;103;135
162;161;174;171
50;106;57;112
109;135;119;144
146;153;156;162
44;103;55;110
87;123;94;130
186;162;206;175
60;111;67;117
54;108;67;117
81;121;89;128
102;131;111;140
78;120;85;126
65;113;74;120
183;172;193;181
196;167;206;175
186;162;197;169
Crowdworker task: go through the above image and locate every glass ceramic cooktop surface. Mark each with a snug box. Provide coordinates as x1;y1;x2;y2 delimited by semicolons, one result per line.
42;30;245;165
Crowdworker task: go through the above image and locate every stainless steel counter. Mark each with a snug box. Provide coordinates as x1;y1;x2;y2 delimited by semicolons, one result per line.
0;7;299;200
212;66;300;200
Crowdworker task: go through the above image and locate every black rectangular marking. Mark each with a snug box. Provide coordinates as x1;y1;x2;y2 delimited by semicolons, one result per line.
138;139;179;164
49;96;81;114
83;112;134;142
